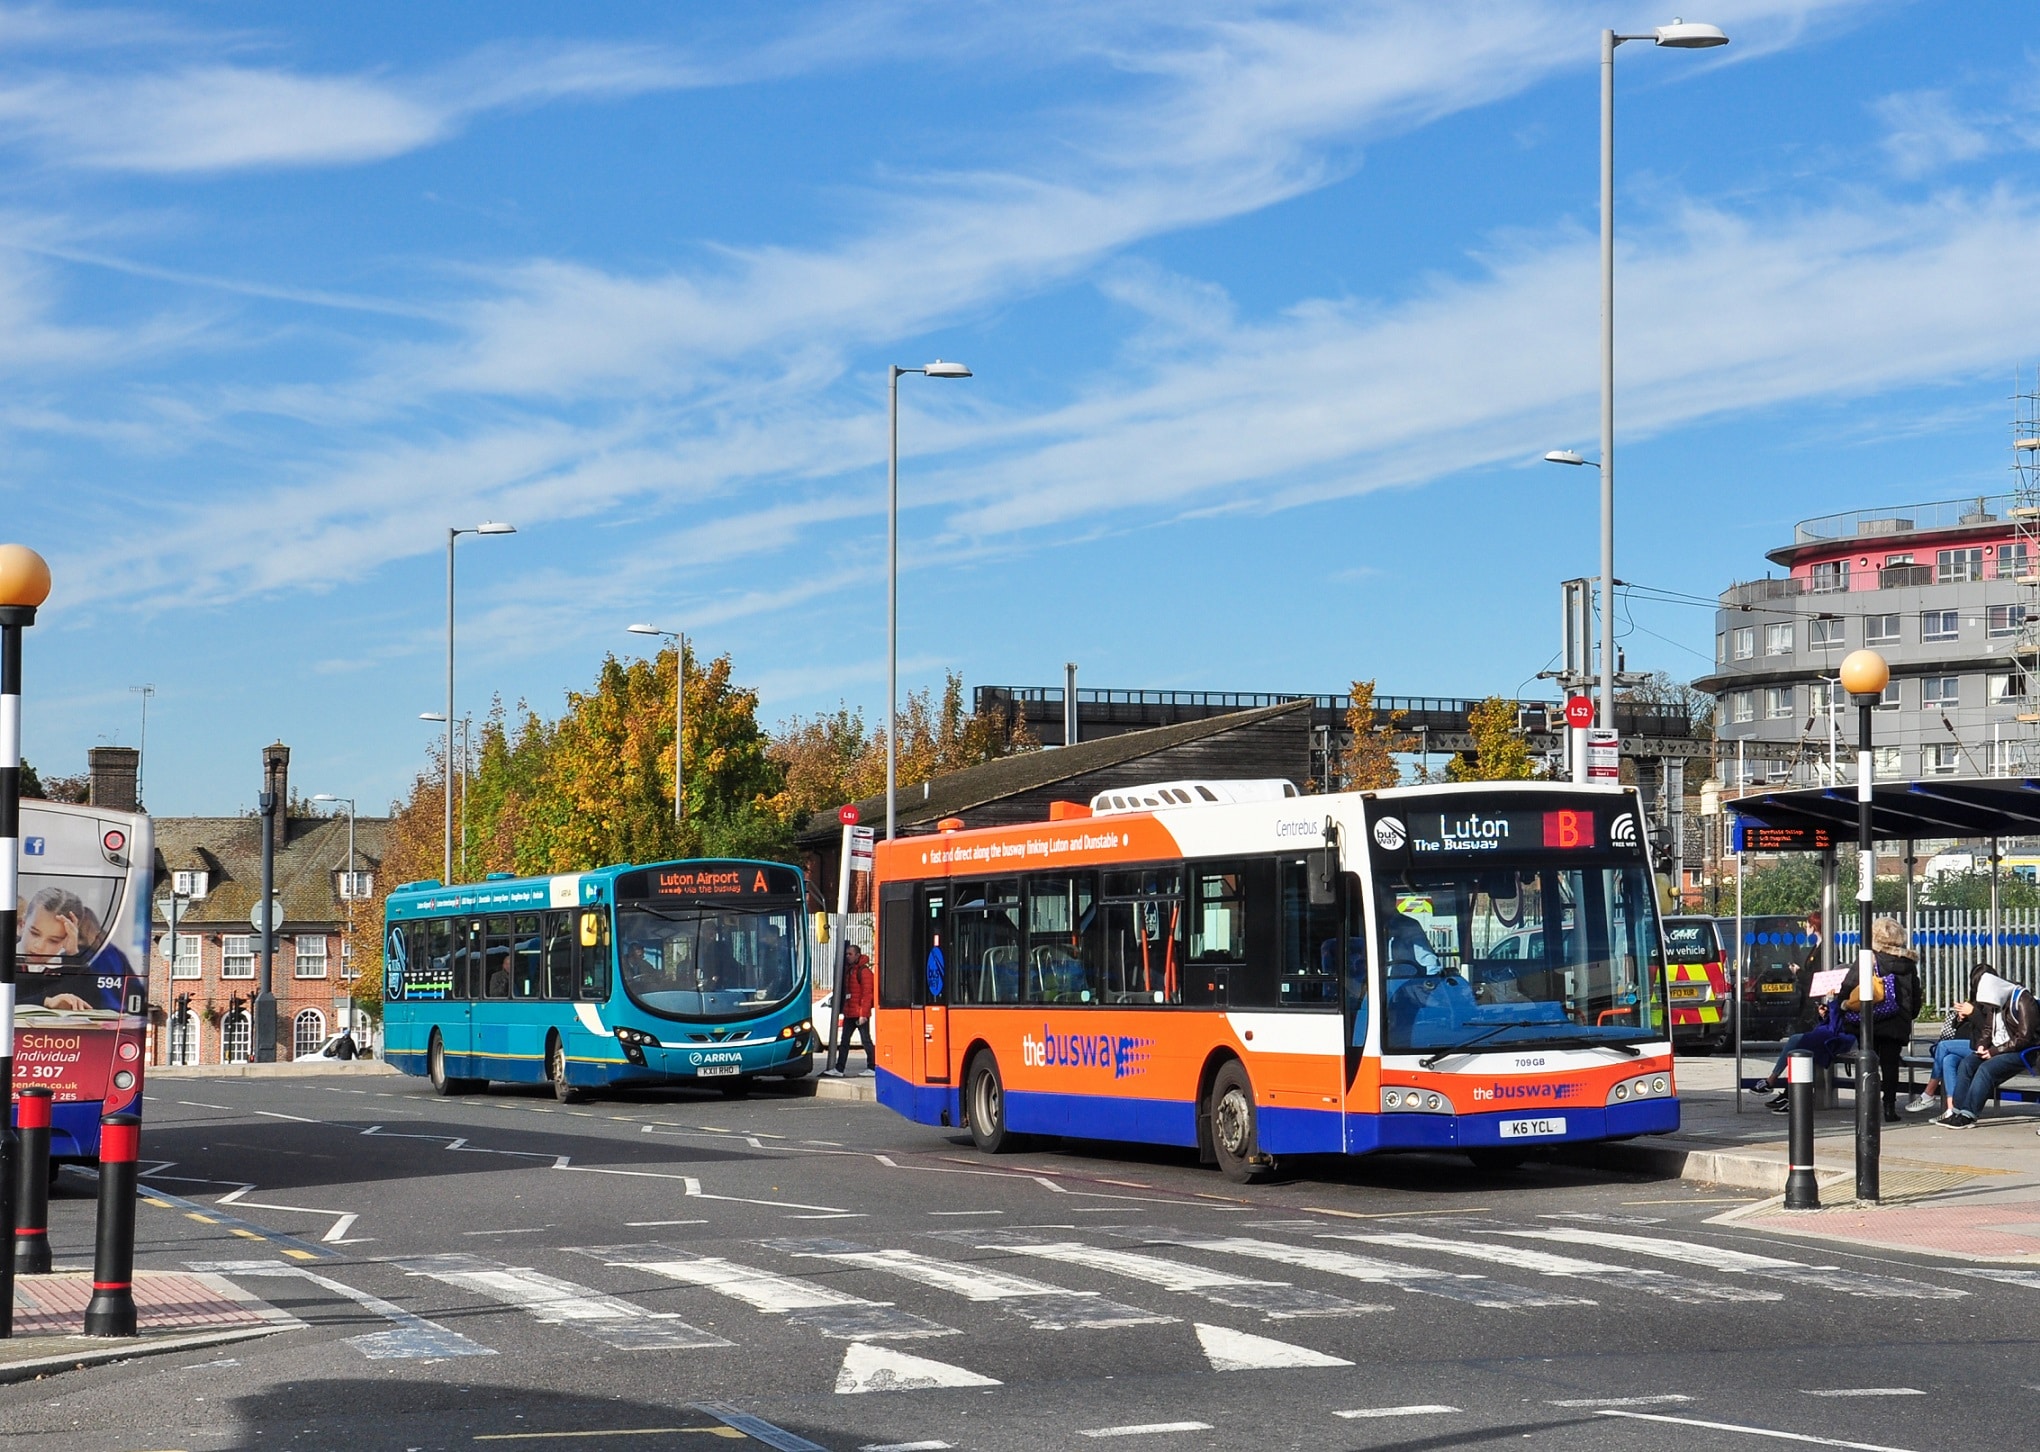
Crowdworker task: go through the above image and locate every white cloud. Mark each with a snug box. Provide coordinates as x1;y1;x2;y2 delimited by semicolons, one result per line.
1875;89;1993;178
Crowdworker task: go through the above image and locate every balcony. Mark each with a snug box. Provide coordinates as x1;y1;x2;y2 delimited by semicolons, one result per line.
1794;493;2012;545
1720;577;1804;607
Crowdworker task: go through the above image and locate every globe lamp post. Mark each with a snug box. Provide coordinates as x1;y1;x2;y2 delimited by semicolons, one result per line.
0;542;52;1338
1840;647;1889;1202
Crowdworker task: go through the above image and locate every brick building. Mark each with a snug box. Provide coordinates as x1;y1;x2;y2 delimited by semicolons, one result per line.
144;743;389;1065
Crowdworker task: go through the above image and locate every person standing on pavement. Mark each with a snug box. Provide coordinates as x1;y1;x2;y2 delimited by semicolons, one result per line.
824;943;875;1077
1938;971;2040;1128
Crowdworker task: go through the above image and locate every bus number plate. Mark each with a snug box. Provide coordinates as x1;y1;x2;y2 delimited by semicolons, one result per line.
1499;1117;1566;1139
697;1064;740;1077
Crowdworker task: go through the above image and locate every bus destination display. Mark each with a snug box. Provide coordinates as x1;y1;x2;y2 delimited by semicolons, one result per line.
617;862;801;900
1407;808;1597;855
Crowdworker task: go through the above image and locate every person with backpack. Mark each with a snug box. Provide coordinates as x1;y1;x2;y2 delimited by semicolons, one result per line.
1938;970;2040;1128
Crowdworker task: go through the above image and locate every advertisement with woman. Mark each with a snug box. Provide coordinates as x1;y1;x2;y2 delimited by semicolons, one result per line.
16;800;151;1159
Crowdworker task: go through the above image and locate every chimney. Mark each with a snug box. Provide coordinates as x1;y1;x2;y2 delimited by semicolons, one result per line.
87;746;139;812
263;741;290;851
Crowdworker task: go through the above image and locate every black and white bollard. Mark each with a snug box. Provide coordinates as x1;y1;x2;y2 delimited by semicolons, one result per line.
12;1087;50;1275
1783;1050;1820;1211
83;1112;139;1337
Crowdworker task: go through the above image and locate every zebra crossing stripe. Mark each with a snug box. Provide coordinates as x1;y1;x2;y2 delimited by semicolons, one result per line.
835;1343;1000;1394
768;1238;1174;1330
929;1231;1385;1319
1505;1228;1965;1301
1194;1322;1350;1371
1119;1231;1582;1309
189;1258;493;1360
582;1244;955;1340
392;1253;731;1350
1339;1232;1778;1305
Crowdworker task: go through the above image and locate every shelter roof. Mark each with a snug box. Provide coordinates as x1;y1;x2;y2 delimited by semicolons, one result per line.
1728;779;2040;845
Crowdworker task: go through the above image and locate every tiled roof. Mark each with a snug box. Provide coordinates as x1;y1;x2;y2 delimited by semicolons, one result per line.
151;814;389;932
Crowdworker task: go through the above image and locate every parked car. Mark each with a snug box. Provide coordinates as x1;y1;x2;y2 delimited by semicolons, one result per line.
1717;914;1815;1042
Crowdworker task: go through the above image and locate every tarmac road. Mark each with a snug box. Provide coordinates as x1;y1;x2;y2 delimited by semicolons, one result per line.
0;1069;2018;1451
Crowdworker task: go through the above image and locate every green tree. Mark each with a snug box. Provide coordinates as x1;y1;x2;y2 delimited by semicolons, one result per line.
1924;870;2040;911
1444;697;1539;782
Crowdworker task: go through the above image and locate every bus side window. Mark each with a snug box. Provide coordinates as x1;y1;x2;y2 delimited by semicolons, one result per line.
512;913;542;998
1277;857;1341;1007
425;918;453;999
1024;872;1096;1005
484;915;514;999
576;912;611;1000
878;883;916;1008
543;912;576;999
1217;858;1282;1009
1098;868;1183;1006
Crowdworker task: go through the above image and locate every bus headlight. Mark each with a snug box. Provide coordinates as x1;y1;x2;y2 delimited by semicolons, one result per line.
1607;1071;1673;1105
1380;1086;1454;1114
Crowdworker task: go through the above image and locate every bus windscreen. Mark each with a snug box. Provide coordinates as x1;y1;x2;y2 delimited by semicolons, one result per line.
1378;858;1662;1054
615;903;803;1022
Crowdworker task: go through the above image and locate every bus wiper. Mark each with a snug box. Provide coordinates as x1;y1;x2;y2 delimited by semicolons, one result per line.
1421;1024;1517;1067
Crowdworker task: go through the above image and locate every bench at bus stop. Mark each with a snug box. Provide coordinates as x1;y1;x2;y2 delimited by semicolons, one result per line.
1816;1031;2040;1110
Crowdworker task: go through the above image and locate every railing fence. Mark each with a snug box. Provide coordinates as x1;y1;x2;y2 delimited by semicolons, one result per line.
1829;907;2040;1010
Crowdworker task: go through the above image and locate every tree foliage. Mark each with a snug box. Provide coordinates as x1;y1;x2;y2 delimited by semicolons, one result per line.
1340;679;1416;790
1445;697;1540;782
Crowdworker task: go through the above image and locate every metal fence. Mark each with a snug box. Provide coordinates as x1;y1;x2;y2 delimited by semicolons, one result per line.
1830;907;2040;1010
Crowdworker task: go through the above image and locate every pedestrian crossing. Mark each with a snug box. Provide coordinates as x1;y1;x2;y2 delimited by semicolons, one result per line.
195;1213;1973;1384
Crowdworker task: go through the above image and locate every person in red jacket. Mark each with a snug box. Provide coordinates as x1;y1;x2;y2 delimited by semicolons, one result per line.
825;944;876;1077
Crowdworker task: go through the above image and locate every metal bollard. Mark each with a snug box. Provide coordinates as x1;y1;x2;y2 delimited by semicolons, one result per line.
83;1112;139;1337
1854;1042;1880;1204
1783;1051;1820;1211
12;1088;50;1275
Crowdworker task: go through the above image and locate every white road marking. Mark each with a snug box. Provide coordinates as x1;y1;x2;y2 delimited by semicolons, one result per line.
1595;1408;1921;1449
213;1185;365;1249
861;1442;952;1451
933;1232;1384;1319
1801;1389;1924;1398
835;1343;999;1394
692;1402;830;1451
1341;1231;1776;1305
459;1227;554;1237
189;1258;492;1360
773;1239;1172;1331
1194;1322;1350;1371
254;1110;318;1123
1077;1423;1212;1439
1549;1395;1692;1408
1334;1405;1460;1419
927;1210;1003;1217
1130;1231;1580;1310
394;1253;730;1350
585;1244;953;1340
1506;1228;1964;1301
627;1220;709;1228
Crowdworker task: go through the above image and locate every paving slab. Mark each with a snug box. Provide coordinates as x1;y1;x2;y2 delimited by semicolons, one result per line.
0;1268;296;1382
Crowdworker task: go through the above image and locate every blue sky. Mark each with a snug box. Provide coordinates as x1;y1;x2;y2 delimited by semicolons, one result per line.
10;0;2040;814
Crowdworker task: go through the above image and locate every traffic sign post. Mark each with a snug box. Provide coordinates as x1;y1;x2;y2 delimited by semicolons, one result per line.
1565;695;1594;786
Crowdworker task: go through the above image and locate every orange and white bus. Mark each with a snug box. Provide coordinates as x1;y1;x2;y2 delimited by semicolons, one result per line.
872;779;1675;1181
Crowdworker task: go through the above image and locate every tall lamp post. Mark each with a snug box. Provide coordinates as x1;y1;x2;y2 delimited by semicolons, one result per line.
0;543;51;1339
312;793;358;1036
420;711;471;880
444;522;515;884
628;624;686;824
1841;647;1889;1203
887;360;972;840
1545;18;1727;730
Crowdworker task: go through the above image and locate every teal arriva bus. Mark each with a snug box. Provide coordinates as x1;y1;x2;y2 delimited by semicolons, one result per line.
382;858;818;1100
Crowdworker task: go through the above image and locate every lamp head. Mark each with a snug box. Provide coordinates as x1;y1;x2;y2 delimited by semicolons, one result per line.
420;711;449;723
312;794;338;803
2018;438;2040;452
1655;18;1729;47
0;543;52;608
476;521;517;535
628;623;661;636
923;359;972;379
1543;450;1588;466
1839;648;1891;699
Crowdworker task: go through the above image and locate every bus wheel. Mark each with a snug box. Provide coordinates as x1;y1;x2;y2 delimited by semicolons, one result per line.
547;1036;583;1105
1210;1062;1276;1184
966;1051;1015;1154
1466;1148;1528;1172
428;1033;459;1097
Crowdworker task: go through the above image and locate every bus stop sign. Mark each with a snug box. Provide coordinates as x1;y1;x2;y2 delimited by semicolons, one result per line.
1564;695;1594;729
837;804;860;825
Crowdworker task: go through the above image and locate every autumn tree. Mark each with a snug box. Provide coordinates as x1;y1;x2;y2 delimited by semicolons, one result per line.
1340;679;1417;789
1445;697;1540;782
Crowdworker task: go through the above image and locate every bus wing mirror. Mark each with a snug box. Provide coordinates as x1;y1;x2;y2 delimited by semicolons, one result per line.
1308;848;1338;907
813;911;831;944
579;912;602;948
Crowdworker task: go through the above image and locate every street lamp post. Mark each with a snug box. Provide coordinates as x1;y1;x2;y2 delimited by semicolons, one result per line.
628;625;686;824
444;522;515;884
887;360;972;841
419;712;473;878
0;543;51;1339
1547;18;1727;730
1841;648;1890;1203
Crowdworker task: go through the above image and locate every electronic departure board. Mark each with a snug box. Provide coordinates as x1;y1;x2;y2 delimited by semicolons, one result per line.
1730;820;1837;853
